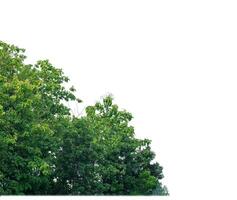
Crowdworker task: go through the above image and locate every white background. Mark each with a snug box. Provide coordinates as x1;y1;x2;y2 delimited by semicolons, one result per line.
1;0;237;199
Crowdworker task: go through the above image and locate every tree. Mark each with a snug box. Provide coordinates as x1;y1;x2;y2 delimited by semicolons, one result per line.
0;41;76;194
54;96;168;195
0;41;168;195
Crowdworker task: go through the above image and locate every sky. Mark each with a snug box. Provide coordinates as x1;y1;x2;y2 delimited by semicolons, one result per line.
1;0;237;199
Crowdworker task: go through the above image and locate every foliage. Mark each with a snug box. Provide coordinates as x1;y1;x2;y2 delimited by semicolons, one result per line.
0;41;168;195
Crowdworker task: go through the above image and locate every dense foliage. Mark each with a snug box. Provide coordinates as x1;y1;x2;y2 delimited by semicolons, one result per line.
0;41;168;195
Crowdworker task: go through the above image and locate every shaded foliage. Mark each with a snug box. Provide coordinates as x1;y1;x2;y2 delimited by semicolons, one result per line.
0;41;168;195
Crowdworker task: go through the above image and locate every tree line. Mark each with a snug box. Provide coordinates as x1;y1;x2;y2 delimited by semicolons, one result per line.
0;41;168;195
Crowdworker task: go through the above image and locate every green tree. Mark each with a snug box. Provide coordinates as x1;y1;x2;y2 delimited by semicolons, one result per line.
0;41;77;194
54;96;168;195
0;41;168;195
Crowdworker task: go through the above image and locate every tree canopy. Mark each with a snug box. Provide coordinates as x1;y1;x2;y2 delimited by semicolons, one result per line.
0;41;168;195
